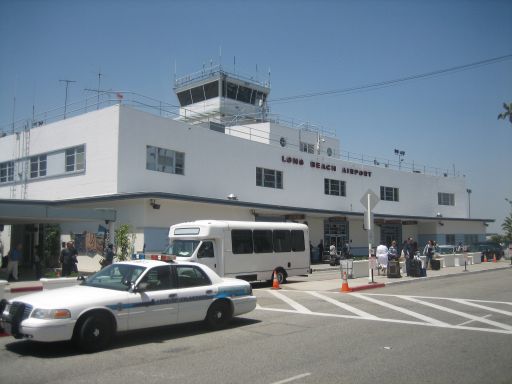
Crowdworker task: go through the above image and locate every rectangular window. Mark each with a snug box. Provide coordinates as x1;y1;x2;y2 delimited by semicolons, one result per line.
146;145;185;175
324;179;346;197
231;230;253;254
177;90;192;107
30;155;47;178
445;234;455;244
256;167;283;189
273;230;291;252
203;81;219;100
291;230;305;252
65;145;85;173
0;161;14;183
300;142;315;154
464;234;478;245
380;186;399;202
191;85;205;103
253;230;273;253
438;192;455;206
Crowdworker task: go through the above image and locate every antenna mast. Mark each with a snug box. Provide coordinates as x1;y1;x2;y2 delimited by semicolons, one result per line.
59;79;76;119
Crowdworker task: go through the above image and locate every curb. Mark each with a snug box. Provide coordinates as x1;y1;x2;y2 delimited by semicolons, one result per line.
349;283;385;292
8;286;43;294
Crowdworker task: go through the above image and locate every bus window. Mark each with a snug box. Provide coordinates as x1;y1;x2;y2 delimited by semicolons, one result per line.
291;230;305;251
232;230;254;254
197;241;215;258
253;230;273;253
273;230;291;252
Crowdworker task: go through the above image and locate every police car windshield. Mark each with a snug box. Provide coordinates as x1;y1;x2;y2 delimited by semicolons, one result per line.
163;240;200;257
83;264;146;291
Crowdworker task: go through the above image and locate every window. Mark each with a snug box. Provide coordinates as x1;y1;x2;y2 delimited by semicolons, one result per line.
291;230;305;252
30;155;47;178
146;145;185;175
232;230;254;254
253;230;273;253
300;142;315;154
177;90;192;106
273;230;291;252
438;192;455;206
203;81;219;100
380;186;399;202
176;266;211;288
197;241;214;258
445;234;455;245
0;161;14;183
324;179;346;197
65;145;85;173
464;234;478;245
139;266;174;291
222;81;267;106
256;167;283;189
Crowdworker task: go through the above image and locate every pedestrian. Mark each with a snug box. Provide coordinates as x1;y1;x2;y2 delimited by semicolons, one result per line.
70;241;78;273
104;243;115;267
402;237;413;276
60;242;74;277
329;240;337;265
376;241;389;275
388;240;398;261
0;239;6;269
343;240;352;258
423;240;435;269
309;241;314;263
318;240;324;261
7;243;23;281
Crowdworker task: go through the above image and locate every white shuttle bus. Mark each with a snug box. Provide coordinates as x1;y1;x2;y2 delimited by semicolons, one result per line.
164;220;310;283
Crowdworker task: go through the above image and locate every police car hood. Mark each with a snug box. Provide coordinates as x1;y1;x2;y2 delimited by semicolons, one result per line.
12;285;127;308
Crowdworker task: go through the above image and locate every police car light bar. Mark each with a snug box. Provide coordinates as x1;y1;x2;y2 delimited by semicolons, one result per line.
150;254;176;262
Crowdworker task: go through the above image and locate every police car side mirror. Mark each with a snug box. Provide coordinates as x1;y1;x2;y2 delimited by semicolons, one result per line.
77;275;86;281
134;282;148;292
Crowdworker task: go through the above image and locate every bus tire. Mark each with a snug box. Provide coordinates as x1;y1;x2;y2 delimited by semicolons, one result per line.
274;268;287;284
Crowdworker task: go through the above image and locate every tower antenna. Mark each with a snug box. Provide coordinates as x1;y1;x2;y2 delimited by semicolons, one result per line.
97;70;102;109
59;79;76;119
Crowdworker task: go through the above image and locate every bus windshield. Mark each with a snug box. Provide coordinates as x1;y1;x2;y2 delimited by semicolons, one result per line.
163;239;200;257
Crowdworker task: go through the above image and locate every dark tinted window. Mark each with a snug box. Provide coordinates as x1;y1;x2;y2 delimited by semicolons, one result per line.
237;85;252;103
291;230;305;251
226;82;238;100
139;266;174;291
177;90;192;106
273;230;291;252
232;230;253;254
253;230;273;253
191;86;205;103
204;81;219;100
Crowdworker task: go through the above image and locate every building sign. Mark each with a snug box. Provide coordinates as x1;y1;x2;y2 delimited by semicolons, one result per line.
281;155;371;177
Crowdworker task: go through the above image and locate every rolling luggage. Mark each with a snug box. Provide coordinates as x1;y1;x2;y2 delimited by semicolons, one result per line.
431;258;441;270
387;260;401;278
408;258;422;277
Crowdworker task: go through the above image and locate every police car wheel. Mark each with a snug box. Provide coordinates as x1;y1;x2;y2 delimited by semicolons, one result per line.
206;301;232;330
76;314;113;353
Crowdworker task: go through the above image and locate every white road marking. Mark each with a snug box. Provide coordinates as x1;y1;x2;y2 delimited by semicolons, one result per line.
307;291;378;319
270;373;311;384
268;290;312;313
350;292;450;326
366;293;512;306
457;314;492;327
449;299;512;317
398;296;512;331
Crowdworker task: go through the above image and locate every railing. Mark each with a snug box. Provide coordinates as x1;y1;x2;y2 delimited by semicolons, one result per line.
174;64;270;89
0;91;462;178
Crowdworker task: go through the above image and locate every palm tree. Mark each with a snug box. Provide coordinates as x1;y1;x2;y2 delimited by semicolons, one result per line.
497;102;512;124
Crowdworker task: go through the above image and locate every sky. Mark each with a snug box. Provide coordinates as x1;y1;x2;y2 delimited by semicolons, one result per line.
0;0;511;234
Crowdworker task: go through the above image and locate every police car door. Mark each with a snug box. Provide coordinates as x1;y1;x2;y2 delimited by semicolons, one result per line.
129;265;178;330
196;240;219;274
174;265;217;323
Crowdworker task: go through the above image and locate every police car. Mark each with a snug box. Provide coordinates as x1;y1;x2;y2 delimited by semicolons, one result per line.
0;260;256;352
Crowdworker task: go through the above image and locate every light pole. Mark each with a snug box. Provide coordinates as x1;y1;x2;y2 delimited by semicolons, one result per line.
466;189;472;218
394;149;405;170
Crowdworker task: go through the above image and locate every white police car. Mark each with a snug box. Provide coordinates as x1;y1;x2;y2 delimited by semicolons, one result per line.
0;260;256;352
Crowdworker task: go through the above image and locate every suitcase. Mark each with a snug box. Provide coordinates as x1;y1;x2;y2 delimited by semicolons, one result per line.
420;268;427;277
408;259;421;277
387;260;401;278
431;258;441;270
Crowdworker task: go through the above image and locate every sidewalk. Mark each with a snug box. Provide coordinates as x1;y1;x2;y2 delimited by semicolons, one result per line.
286;259;511;292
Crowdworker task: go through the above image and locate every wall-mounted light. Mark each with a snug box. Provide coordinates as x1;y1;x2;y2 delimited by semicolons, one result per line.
227;193;238;201
436;212;443;218
438;221;444;226
149;199;160;210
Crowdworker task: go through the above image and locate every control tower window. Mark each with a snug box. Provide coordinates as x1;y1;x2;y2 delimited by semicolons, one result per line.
226;82;238;100
191;86;205;103
204;81;219;99
237;85;252;104
177;90;192;107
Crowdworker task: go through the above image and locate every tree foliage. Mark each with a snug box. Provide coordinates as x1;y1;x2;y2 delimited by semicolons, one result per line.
43;224;61;267
114;224;133;261
502;211;512;241
497;102;512;124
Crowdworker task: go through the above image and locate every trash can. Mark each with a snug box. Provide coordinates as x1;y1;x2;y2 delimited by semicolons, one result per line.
340;259;354;279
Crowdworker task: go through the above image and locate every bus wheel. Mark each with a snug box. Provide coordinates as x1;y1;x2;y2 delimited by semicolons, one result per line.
274;269;287;284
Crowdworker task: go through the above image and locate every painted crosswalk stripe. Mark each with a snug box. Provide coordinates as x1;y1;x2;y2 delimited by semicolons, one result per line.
449;299;512;317
351;292;450;326
268;290;312;314
398;296;512;331
307;291;378;319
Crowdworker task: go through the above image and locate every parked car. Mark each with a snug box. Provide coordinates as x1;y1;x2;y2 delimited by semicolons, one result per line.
471;242;504;261
0;260;256;352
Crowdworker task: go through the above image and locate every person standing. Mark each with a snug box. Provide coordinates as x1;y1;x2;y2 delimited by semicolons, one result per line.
423;240;435;270
60;242;74;277
376;241;389;275
70;241;79;273
7;243;22;281
318;240;324;261
104;243;115;267
388;240;398;261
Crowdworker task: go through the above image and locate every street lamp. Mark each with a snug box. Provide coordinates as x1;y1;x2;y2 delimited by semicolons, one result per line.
466;189;472;218
394;149;405;170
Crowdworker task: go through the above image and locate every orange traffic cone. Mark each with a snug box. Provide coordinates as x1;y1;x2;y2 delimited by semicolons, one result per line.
272;270;281;290
493;254;497;263
340;271;352;293
483;254;488;263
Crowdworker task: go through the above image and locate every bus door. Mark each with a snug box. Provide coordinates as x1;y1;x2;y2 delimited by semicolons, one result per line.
196;240;219;274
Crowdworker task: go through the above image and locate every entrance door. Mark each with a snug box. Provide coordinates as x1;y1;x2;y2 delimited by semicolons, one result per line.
196;240;219;274
324;220;349;257
380;224;402;247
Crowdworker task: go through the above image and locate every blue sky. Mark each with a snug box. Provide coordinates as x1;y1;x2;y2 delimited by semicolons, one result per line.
1;0;511;233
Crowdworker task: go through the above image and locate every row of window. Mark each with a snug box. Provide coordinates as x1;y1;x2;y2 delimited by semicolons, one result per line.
231;229;306;255
0;145;85;184
146;145;185;175
176;80;268;107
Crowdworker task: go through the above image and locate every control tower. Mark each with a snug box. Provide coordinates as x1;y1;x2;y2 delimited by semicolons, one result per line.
173;64;271;125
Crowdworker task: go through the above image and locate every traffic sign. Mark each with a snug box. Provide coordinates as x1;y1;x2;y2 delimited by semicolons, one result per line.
360;189;379;211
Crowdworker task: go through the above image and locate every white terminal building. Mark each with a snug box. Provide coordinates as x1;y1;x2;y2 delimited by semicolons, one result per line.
0;64;491;268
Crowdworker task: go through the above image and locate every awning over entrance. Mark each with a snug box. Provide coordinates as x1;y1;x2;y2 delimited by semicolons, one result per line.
0;200;116;224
